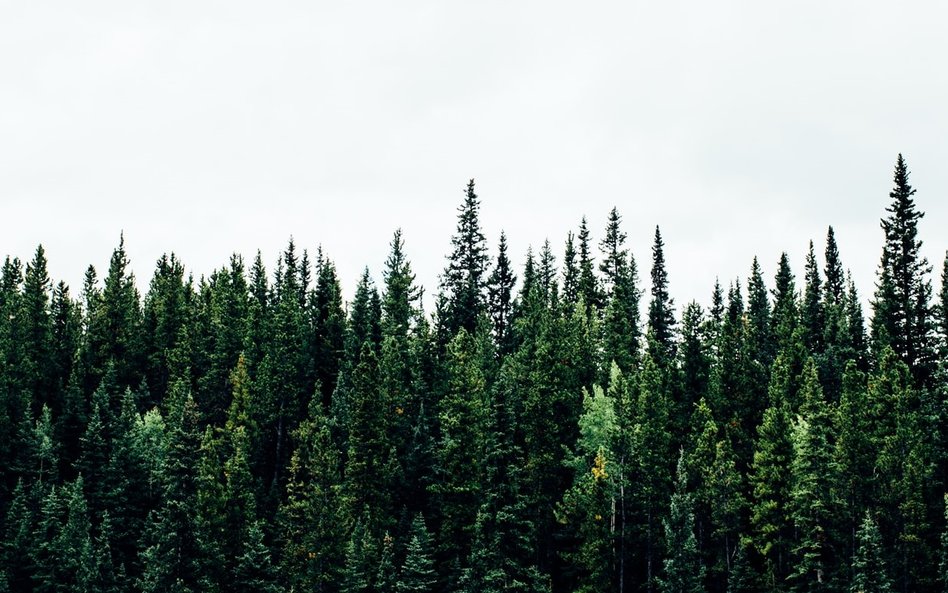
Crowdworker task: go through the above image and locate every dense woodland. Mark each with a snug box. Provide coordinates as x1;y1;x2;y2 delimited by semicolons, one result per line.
1;155;947;593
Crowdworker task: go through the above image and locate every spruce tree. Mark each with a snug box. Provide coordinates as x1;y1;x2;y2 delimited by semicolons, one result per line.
279;402;347;593
599;208;641;373
577;217;600;311
398;514;437;593
562;231;579;306
750;359;795;589
557;384;619;593
487;232;516;355
850;513;891;593
801;242;825;355
660;453;705;593
823;228;845;307
648;226;676;363
773;252;799;352
440;179;489;337
788;359;835;592
871;154;935;386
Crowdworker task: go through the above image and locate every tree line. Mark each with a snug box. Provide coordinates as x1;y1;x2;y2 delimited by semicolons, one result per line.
1;154;947;593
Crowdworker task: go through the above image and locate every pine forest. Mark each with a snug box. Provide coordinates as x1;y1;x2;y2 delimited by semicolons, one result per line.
4;154;948;593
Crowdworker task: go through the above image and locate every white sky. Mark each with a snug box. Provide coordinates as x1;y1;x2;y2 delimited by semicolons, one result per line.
2;1;946;311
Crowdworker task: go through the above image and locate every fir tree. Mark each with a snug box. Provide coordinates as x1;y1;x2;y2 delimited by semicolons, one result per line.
440;179;489;337
850;513;892;593
577;217;600;311
871;154;935;386
398;514;437;593
648;226;676;363
801;242;825;355
600;208;641;373
660;453;705;593
487;232;516;355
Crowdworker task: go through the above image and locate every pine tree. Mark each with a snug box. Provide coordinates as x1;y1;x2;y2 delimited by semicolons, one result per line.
631;354;673;593
279;402;348;593
823;228;845;307
142;253;189;406
773;252;799;352
20;245;54;415
850;513;892;593
487;232;517;355
398;514;437;593
750;359;795;589
465;380;546;593
557;384;619;593
312;250;347;407
648;226;676;363
346;345;396;530
600;208;641;373
433;328;490;580
234;520;280;593
342;519;377;593
577;217;600;311
871;154;935;386
660;453;705;593
801;242;825;355
563;231;579;306
382;229;420;342
788;359;835;592
747;257;775;368
440;179;489;337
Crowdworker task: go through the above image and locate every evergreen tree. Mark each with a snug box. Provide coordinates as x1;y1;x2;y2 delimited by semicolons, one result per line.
557;384;619;593
433;329;490;581
398;514;437;593
850;513;892;593
660;453;705;593
824;228;845;307
279;402;348;593
20;245;54;415
562;231;579;306
801;242;825;355
487;232;517;355
747;257;775;368
599;208;641;373
773;252;799;352
788;359;835;592
440;179;489;337
577;217;600;311
648;226;676;363
342;519;376;593
312;250;347;407
345;345;396;530
871;154;935;386
750;359;795;589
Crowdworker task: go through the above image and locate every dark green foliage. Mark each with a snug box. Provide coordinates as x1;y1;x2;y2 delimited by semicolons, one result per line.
440;179;489;338
0;167;944;593
576;217;601;311
599;208;642;374
487;232;516;355
850;513;892;593
398;514;437;593
871;154;935;386
660;454;705;593
649;226;676;363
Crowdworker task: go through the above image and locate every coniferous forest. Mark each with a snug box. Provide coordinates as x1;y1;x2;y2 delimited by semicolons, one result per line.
2;154;948;593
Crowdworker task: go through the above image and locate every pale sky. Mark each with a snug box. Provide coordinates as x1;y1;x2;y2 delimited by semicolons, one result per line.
3;1;946;311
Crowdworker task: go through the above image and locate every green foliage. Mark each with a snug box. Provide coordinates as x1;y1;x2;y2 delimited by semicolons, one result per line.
660;454;705;593
398;514;437;593
0;167;945;593
850;513;892;593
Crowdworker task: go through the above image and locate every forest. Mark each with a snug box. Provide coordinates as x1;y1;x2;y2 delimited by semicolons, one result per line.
0;154;946;593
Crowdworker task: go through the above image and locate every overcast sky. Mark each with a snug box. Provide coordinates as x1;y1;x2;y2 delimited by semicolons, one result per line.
2;1;946;311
